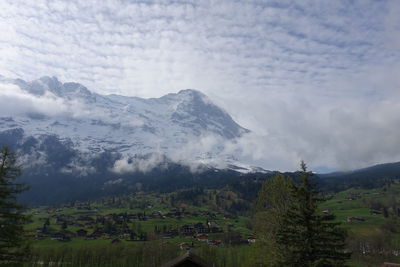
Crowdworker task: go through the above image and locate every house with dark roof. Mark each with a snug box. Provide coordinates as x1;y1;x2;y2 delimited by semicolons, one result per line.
161;251;214;267
76;229;88;237
347;216;365;222
382;263;400;267
194;222;208;233
180;225;195;235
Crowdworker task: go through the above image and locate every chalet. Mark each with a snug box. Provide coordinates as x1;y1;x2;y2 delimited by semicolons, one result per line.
101;233;111;239
127;214;139;220
35;227;46;233
84;222;94;228
76;205;91;210
203;212;216;218
179;242;190;250
346;194;361;201
370;210;382;215
247;236;256;244
161;251;213;267
111;238;121;244
194;223;208;233
54;214;74;225
78;215;94;222
130;232;139;241
96;215;106;224
104;214;114;220
382;263;400;267
208;239;223;246
207;221;221;233
51;232;70;241
347;216;365;222
89;228;104;238
76;229;88;237
35;234;46;240
163;229;179;239
183;211;193;217
180;225;195;235
174;211;183;218
151;211;163;219
196;234;209;242
163;213;174;219
119;233;131;239
321;209;330;214
162;233;174;239
227;223;234;231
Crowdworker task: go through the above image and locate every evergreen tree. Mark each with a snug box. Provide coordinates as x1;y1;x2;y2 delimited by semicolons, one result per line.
383;207;389;218
276;161;350;266
61;221;68;231
252;173;293;266
0;147;29;265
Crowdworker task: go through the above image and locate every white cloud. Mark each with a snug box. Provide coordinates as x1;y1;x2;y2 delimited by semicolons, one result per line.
110;153;166;174
0;82;69;116
1;0;400;171
0;80;103;120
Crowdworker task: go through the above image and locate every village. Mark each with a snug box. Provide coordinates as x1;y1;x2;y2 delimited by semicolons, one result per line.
23;185;397;266
27;196;255;250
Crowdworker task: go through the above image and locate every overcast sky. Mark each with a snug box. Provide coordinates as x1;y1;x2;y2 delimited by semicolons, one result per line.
1;0;400;172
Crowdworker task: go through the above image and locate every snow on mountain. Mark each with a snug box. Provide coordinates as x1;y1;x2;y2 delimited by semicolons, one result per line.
0;76;260;174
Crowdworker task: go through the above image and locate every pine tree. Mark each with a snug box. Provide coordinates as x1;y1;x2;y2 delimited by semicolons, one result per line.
383;207;389;218
0;147;30;265
252;173;293;266
276;161;350;266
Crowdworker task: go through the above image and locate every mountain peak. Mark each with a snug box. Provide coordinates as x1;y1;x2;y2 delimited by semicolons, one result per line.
4;75;249;140
177;89;205;96
22;76;62;96
173;89;213;105
23;76;93;100
39;75;60;84
0;75;254;200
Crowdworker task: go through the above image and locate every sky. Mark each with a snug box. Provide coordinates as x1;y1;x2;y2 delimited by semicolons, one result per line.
1;0;400;172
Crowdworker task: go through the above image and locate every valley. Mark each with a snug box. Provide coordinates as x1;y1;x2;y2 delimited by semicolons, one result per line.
21;181;400;266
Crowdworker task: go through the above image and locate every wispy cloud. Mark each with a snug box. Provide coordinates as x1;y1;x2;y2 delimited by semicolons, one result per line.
1;0;400;171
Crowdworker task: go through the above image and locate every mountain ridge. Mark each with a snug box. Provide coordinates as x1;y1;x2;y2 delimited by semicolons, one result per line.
0;75;267;204
0;75;261;179
0;75;249;156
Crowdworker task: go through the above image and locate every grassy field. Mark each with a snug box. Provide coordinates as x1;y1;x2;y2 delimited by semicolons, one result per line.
320;185;400;238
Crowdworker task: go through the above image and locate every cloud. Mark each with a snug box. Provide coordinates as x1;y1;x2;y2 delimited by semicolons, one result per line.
110;153;166;174
1;0;400;171
0;81;69;117
1;0;394;98
0;78;106;120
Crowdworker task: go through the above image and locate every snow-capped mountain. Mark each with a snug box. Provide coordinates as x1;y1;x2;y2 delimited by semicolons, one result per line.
0;76;264;173
0;76;271;204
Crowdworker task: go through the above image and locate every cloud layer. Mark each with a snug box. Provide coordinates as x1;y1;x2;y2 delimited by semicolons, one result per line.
1;0;400;171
